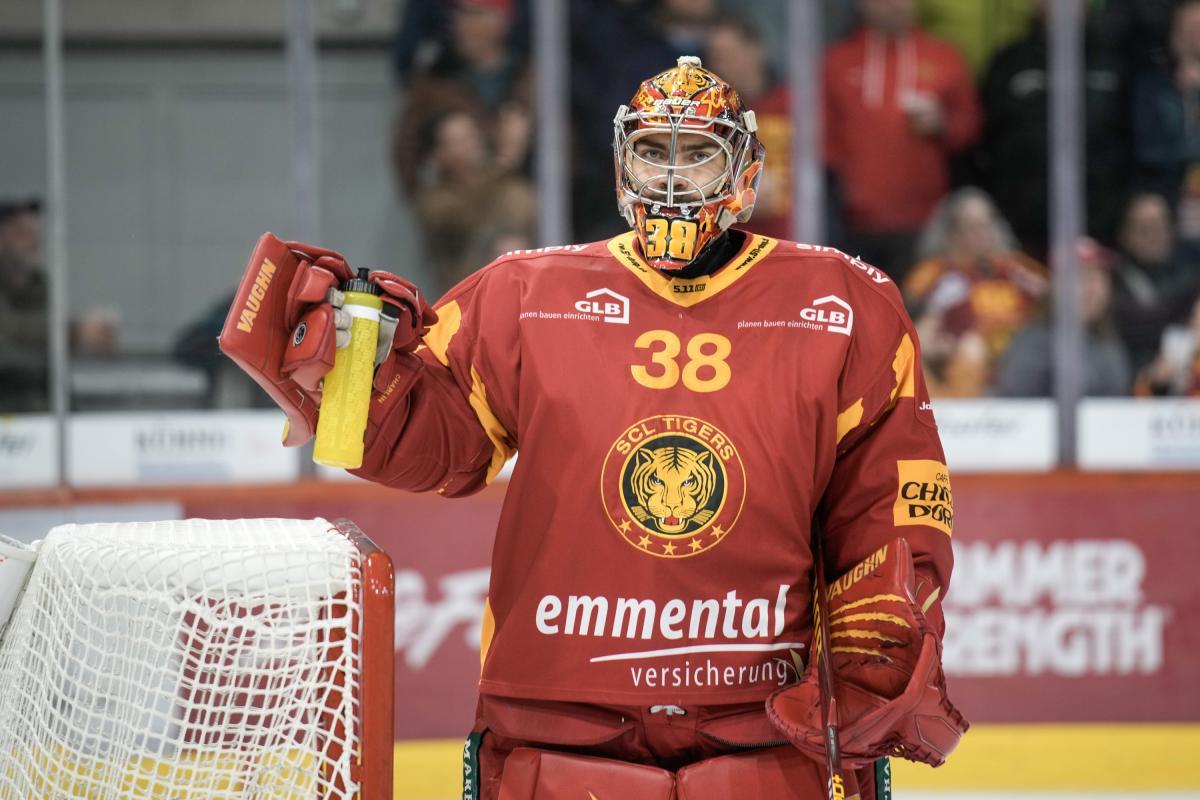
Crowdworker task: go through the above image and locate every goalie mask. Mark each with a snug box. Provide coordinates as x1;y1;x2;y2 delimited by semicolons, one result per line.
613;55;765;271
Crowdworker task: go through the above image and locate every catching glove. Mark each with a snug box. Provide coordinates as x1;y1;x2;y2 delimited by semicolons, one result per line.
219;233;435;446
767;538;968;768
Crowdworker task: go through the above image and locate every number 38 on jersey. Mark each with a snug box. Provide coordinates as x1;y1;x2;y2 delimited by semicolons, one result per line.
630;330;732;393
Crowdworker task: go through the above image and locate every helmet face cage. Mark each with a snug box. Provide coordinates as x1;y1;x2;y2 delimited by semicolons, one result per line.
612;58;765;271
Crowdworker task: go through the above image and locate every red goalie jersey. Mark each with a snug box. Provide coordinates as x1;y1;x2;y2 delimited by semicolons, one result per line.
354;231;954;707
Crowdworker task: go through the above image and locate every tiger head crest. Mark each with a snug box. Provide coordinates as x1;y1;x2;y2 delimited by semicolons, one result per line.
628;446;718;535
602;414;745;559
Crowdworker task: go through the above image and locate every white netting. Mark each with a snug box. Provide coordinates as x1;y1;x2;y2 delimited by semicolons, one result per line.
0;518;365;800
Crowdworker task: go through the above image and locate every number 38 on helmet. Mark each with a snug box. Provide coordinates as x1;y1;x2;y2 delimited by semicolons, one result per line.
613;55;766;272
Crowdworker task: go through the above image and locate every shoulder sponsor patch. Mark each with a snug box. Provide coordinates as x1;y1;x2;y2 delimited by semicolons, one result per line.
893;459;953;536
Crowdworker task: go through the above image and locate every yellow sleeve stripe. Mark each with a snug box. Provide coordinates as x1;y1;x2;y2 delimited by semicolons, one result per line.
422;300;462;367
889;333;917;404
479;597;495;673
830;593;907;616
832;612;912;628
831;646;892;660
838;333;916;443
830;629;904;645
418;299;515;483
922;585;942;614
468;365;516;484
835;398;864;445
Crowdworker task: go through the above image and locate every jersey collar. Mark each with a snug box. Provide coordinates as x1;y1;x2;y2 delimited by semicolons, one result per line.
606;231;778;308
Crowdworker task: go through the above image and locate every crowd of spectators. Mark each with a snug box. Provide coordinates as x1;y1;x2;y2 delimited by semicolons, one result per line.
386;0;1200;399
0;199;48;414
8;0;1200;415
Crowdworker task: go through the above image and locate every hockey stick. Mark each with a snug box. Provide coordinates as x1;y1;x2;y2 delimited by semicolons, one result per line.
811;523;848;800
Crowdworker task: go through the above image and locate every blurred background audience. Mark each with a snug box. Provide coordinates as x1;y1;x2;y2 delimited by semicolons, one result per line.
977;0;1125;260
1111;191;1200;372
823;0;981;283
1137;292;1200;395
904;188;1047;397
7;0;1200;410
0;199;48;413
994;238;1132;397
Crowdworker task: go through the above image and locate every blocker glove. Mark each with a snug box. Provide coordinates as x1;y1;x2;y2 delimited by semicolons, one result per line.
767;538;968;768
219;233;435;446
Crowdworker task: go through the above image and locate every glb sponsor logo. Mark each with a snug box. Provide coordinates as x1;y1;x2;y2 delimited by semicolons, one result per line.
893;459;953;536
574;288;630;324
944;539;1169;677
799;295;853;336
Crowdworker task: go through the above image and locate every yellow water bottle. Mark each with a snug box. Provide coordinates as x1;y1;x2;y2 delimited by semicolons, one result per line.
313;269;382;468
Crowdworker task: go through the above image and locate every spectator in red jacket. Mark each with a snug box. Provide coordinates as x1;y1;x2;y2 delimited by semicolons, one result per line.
823;0;982;282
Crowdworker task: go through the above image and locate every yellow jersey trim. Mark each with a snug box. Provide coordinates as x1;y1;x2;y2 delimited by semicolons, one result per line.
468;365;515;484
479;597;495;672
606;231;778;308
835;398;864;445
421;300;462;367
890;333;917;404
419;299;513;484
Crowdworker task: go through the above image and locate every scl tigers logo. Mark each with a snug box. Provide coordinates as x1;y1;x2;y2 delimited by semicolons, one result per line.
626;445;719;535
601;415;746;559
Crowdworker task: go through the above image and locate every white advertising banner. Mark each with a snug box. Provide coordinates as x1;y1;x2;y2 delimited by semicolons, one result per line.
931;399;1057;472
67;410;300;486
1078;398;1200;469
0;415;58;489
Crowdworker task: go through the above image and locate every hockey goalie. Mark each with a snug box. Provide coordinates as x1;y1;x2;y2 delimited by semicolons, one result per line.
222;55;967;799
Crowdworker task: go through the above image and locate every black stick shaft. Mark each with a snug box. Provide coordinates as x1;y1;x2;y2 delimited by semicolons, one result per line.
813;524;846;800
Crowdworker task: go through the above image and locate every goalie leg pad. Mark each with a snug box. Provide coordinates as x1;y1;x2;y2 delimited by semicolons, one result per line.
675;745;844;799
496;748;675;800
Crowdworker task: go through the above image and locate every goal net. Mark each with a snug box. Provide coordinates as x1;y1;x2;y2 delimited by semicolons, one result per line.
0;518;393;800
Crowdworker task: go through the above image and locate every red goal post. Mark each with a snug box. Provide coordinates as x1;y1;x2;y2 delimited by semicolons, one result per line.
0;517;393;800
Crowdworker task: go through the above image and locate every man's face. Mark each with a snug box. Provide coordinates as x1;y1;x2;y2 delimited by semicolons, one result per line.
949;196;1000;260
627;130;729;204
435;112;487;178
1121;194;1173;266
